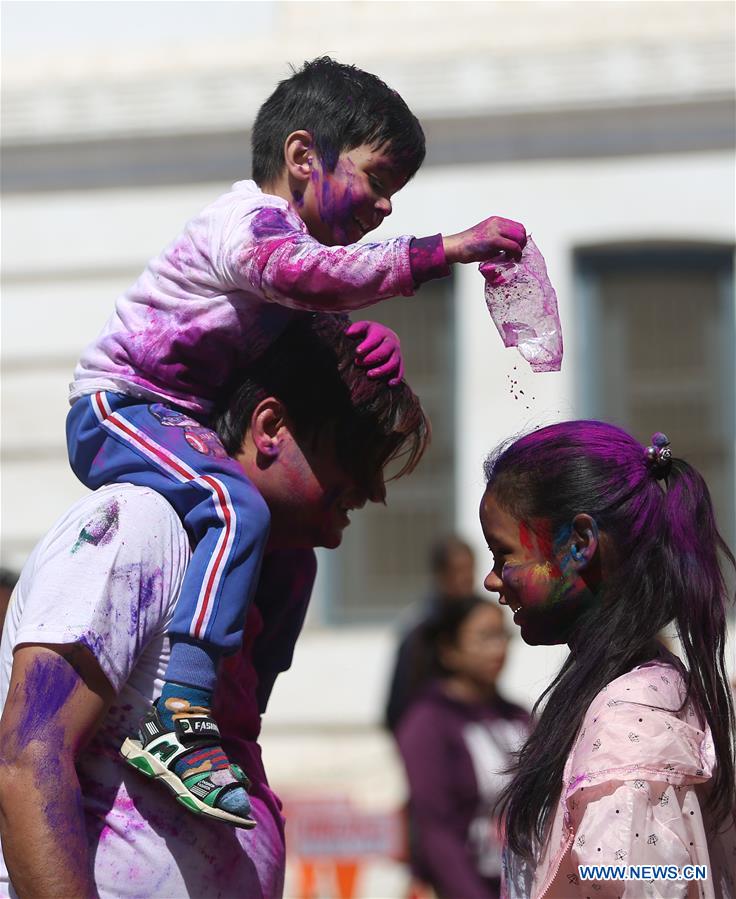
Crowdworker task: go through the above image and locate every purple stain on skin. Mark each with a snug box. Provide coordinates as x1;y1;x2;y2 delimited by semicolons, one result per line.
16;654;78;750
71;499;120;554
7;656;91;867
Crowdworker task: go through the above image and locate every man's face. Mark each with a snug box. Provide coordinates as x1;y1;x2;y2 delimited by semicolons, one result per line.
270;428;376;550
299;143;407;246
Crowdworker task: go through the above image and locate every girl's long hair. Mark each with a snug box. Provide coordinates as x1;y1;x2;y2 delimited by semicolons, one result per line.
484;420;735;860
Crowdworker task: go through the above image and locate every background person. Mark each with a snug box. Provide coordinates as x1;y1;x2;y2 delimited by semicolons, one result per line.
480;422;736;898
0;315;429;898
396;596;529;899
384;535;479;732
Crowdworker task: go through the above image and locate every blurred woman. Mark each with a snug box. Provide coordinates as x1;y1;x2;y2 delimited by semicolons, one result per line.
396;596;529;899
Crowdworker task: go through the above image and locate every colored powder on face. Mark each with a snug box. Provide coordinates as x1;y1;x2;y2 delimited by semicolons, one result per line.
503;559;575;610
518;522;534;552
71;499;120;554
531;520;571;577
502;561;555;606
317;156;359;243
17;654;78;750
535;520;553;557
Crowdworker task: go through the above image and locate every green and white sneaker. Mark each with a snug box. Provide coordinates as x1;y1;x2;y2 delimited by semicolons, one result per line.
120;700;256;829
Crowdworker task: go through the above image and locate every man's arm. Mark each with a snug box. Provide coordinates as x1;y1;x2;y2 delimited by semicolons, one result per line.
0;643;114;899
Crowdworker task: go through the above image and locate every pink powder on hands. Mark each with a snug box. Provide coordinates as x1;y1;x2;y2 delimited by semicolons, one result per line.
480;237;563;372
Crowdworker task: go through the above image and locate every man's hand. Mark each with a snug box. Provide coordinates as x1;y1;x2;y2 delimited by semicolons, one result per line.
442;216;527;265
346;320;404;386
0;643;113;898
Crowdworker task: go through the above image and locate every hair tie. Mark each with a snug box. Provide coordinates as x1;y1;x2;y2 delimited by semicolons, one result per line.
644;432;672;480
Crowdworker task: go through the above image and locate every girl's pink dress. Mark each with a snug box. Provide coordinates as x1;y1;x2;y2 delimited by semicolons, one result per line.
503;652;736;898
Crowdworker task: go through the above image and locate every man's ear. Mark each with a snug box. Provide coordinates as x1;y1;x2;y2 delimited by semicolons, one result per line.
284;130;315;182
250;398;288;462
569;514;599;570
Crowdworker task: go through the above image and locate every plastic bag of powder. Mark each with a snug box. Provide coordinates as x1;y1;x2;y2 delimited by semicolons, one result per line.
480;236;563;372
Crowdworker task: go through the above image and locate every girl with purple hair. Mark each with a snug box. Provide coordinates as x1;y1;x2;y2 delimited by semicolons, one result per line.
479;421;735;899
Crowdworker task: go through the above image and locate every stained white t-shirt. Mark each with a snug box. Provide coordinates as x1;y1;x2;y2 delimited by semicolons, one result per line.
0;484;286;898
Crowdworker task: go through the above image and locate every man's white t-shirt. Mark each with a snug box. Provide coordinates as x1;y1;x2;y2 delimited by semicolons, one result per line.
0;484;286;898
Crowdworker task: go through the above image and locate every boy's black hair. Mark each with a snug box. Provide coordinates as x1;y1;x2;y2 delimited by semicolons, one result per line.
213;314;429;501
252;56;426;186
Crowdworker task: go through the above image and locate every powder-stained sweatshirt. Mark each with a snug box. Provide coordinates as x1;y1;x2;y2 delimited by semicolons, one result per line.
396;681;530;899
70;180;448;415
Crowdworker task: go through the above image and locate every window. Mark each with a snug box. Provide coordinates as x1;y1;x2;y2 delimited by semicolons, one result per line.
576;245;735;547
323;278;456;623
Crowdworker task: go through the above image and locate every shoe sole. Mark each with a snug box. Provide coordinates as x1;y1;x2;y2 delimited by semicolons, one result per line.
120;738;257;829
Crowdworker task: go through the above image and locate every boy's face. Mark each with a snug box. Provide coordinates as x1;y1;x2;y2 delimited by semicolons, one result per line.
299;144;408;246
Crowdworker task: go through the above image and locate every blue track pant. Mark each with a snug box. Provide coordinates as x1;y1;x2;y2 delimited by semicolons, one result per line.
66;391;270;691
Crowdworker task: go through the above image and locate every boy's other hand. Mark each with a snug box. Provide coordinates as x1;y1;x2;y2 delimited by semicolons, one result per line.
346;320;404;386
443;217;527;265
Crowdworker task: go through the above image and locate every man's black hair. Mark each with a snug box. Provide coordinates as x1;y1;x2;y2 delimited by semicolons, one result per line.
252;56;426;186
213;314;429;500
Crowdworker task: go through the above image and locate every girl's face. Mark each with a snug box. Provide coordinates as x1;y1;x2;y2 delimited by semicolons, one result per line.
439;603;510;692
479;489;598;646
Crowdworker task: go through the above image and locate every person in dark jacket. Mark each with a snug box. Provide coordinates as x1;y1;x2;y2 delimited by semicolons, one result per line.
384;535;477;732
396;596;529;899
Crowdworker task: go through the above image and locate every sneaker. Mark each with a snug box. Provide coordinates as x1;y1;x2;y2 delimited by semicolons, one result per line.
120;700;256;828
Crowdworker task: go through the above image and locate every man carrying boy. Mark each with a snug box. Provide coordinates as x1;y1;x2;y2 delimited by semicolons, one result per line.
0;315;429;898
65;55;526;826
